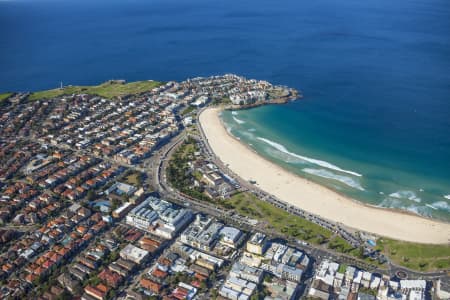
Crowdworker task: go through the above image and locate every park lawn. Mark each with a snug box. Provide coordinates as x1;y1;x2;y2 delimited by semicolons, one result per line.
181;105;196;116
0;92;13;103
193;170;203;181
123;171;143;186
224;192;333;245
376;238;450;271
328;236;355;254
28;80;164;100
179;141;197;159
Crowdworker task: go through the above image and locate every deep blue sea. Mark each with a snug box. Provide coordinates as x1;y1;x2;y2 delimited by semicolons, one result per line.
1;0;449;220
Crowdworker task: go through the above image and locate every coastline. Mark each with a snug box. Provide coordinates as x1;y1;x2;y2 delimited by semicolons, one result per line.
199;107;450;244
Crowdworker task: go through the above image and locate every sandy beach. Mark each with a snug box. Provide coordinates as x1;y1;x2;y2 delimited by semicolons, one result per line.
199;107;450;244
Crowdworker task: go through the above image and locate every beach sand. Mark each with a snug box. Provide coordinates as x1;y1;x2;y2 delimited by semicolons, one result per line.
199;107;450;244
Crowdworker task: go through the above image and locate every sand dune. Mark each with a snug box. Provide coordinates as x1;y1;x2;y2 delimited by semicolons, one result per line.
199;107;450;244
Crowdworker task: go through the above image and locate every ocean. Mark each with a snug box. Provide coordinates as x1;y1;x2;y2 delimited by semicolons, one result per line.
1;0;449;220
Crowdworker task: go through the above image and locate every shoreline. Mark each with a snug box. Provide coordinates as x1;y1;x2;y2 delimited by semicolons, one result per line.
199;107;450;244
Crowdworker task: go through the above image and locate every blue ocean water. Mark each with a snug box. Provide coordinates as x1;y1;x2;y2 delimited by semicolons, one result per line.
1;0;449;220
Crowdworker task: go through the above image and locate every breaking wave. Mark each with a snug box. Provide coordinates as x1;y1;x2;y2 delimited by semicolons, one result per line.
257;137;362;177
431;201;450;212
240;131;255;139
425;204;438;210
303;168;364;190
379;198;430;217
231;111;238;115
224;124;233;135
404;205;430;217
388;190;421;203
444;195;450;200
232;116;245;124
248;128;256;132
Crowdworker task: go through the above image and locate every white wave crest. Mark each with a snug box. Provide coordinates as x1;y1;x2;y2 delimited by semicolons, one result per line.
257;137;362;177
431;201;450;212
388;190;421;203
232;116;245;124
405;205;430;216
225;125;233;135
248;128;256;132
379;198;430;217
303;168;364;190
231;111;238;115
379;198;403;208
444;195;450;200
425;204;438;210
240;131;255;139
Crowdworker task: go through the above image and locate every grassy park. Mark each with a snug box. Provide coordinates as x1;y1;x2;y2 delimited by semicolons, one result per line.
376;238;450;271
223;192;333;245
122;171;144;186
27;80;163;100
221;192;450;271
0;92;13;103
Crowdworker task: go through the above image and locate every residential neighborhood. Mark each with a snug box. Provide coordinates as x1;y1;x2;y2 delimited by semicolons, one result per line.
0;76;447;300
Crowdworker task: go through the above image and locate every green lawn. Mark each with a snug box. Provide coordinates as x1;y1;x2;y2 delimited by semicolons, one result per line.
376;238;450;271
123;171;143;186
0;92;13;103
338;263;347;273
27;80;164;100
223;192;333;245
329;236;355;254
181;105;196;116
223;192;449;271
211;97;232;106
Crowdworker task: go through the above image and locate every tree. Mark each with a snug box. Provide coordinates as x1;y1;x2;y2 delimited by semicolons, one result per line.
87;190;96;201
111;197;121;210
88;276;101;286
263;274;272;283
107;289;116;300
358;246;365;258
250;293;260;300
56;290;72;300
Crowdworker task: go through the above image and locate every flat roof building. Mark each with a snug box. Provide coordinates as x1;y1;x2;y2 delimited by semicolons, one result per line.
120;244;149;264
180;214;223;251
246;232;267;255
126;196;193;238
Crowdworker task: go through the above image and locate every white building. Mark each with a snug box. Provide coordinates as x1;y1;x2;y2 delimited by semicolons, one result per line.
229;261;263;284
219;226;244;249
126;196;193;238
180;214;223;251
120;244;149;264
246;232;267;255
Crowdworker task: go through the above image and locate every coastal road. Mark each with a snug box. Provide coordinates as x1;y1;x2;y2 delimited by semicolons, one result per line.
193;107;450;281
154;127;385;275
195;108;362;246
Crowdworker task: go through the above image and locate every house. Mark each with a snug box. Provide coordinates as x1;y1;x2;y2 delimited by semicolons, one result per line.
84;283;109;300
140;277;162;293
98;268;123;288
